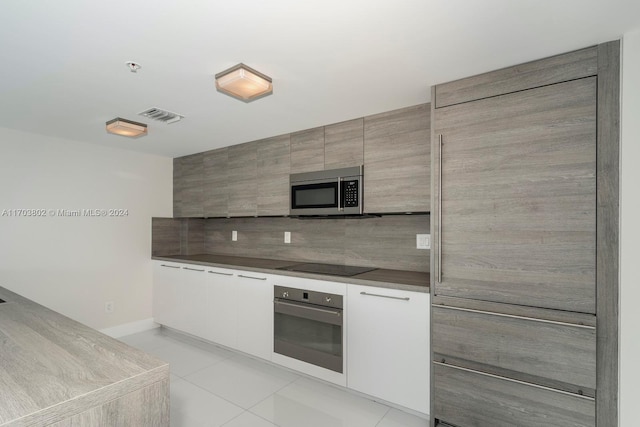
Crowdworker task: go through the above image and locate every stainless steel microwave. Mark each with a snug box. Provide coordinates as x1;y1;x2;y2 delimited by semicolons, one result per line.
290;166;363;216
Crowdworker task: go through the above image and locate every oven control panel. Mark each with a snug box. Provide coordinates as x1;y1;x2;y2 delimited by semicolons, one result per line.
274;285;343;309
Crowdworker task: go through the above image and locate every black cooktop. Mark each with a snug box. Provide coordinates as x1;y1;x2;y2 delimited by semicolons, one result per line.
277;262;376;277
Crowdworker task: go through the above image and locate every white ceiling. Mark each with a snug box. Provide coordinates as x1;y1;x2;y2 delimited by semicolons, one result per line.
1;1;638;158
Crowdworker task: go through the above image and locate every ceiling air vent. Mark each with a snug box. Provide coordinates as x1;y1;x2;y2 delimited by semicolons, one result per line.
138;107;184;124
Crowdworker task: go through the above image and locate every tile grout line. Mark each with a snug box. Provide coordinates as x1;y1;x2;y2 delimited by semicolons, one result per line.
373;406;393;427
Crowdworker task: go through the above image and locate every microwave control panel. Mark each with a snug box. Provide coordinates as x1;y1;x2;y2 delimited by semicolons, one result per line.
343;180;359;207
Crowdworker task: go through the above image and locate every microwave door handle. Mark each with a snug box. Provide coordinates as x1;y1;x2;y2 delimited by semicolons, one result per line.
338;177;343;212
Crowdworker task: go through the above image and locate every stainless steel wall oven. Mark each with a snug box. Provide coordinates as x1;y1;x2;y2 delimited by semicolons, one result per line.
273;285;343;373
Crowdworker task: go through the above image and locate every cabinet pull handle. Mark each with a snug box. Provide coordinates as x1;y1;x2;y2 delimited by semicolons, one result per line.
434;304;596;330
438;134;443;284
360;291;410;301
183;267;205;272
432;361;595;401
238;274;267;280
160;264;180;269
208;271;234;276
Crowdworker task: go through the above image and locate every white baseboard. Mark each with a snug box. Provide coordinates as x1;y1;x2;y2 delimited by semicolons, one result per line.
99;318;159;338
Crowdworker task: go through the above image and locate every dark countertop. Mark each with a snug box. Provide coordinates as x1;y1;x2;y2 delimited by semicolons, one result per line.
0;286;169;426
152;254;430;293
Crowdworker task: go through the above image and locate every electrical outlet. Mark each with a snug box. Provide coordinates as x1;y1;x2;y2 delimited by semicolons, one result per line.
284;231;291;244
105;301;114;314
416;234;431;250
232;230;238;241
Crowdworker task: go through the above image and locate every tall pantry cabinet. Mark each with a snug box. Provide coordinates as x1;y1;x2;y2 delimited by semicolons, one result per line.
430;42;619;427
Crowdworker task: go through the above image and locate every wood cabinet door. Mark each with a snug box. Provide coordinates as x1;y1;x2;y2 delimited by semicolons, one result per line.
173;153;203;218
432;305;596;394
433;77;597;313
363;104;430;213
434;363;595;427
173;157;183;217
203;148;228;218
257;135;290;216
290;127;324;173
227;142;257;217
324;118;363;170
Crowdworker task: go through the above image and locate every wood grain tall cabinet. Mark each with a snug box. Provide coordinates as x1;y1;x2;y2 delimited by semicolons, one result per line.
430;41;619;427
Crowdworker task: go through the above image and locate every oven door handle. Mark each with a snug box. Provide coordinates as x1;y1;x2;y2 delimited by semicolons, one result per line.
274;300;343;325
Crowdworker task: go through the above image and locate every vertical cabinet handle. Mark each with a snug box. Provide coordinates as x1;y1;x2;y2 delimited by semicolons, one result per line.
337;177;343;212
438;134;443;284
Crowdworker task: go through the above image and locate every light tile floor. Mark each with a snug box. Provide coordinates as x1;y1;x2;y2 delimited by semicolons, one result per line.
119;328;429;427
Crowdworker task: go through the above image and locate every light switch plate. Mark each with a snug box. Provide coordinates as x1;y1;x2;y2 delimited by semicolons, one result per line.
416;234;430;250
284;231;291;244
232;230;238;241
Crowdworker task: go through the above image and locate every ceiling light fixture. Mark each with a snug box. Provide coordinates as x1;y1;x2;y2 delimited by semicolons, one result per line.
105;117;147;138
215;63;273;102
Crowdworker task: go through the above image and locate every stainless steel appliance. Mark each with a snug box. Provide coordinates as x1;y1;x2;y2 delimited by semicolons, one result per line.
273;285;343;373
277;262;376;277
289;166;363;216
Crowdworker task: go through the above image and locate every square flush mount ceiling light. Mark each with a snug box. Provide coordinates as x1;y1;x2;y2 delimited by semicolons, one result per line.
105;117;147;138
215;63;273;102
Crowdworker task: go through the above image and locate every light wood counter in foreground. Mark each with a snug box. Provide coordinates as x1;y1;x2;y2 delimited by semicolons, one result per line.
0;286;169;427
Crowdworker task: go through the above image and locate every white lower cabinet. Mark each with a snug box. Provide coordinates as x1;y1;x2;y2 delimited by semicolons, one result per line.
204;267;237;349
347;284;430;415
180;265;207;337
153;260;274;361
154;261;430;414
235;272;274;361
152;261;184;330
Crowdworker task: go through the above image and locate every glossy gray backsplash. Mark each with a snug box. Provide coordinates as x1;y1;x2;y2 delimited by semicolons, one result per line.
152;215;429;272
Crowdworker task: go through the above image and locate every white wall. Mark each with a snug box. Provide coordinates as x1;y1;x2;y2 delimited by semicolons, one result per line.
620;28;640;427
0;127;173;330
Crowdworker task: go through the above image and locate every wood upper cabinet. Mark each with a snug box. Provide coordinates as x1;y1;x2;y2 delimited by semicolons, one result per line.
363;104;430;214
173;104;431;218
290;127;324;174
173;153;203;218
291;120;364;173
324;118;363;169
227;142;258;217
175;136;289;218
203;147;228;218
433;77;597;313
257;135;290;216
